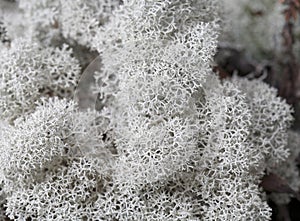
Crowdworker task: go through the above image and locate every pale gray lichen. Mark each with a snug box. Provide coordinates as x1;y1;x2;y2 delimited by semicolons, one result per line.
0;38;80;122
0;0;296;220
221;0;284;59
270;130;300;205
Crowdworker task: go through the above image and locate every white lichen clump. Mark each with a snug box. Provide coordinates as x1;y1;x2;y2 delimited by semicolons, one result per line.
0;0;298;220
270;130;300;205
0;38;80;122
222;0;284;59
1;0;120;47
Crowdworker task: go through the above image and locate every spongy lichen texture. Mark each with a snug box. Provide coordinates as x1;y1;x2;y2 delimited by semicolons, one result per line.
0;0;297;220
221;0;284;59
0;38;80;122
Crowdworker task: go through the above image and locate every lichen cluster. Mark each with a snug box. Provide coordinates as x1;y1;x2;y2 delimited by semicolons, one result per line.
0;0;298;220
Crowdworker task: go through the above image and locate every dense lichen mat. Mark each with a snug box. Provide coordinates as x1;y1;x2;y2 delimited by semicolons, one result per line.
0;0;299;220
